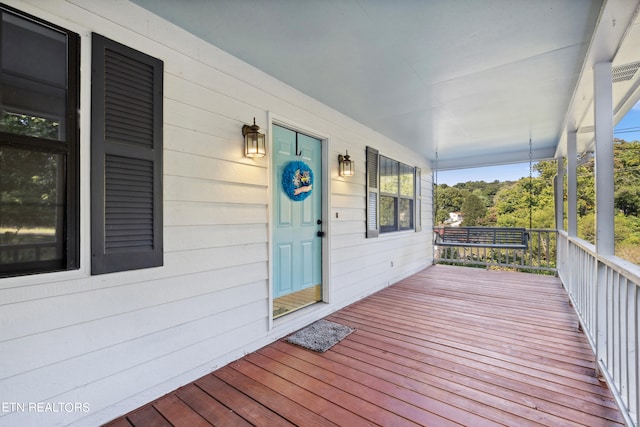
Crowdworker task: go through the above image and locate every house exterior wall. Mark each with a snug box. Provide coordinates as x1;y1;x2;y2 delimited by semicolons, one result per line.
0;1;432;426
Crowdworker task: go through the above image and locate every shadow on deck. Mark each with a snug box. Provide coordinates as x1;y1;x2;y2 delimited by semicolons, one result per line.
105;265;624;426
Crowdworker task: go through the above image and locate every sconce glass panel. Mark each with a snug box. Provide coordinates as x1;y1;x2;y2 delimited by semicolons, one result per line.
338;152;354;177
242;118;266;158
245;132;266;157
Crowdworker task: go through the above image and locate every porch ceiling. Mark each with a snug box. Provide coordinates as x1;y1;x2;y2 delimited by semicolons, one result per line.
131;0;640;170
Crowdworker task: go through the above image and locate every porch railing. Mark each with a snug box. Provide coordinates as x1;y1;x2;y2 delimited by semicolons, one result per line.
434;228;557;274
558;231;639;427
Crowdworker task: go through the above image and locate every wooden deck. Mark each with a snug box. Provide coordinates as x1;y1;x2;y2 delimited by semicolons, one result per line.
105;265;624;426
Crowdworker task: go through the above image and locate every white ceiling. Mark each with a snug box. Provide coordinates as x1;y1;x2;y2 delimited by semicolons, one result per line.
131;0;640;170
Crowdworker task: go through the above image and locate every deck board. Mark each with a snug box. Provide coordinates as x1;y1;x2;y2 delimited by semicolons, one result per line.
106;265;624;426
174;384;252;427
197;374;294;426
152;394;210;427
124;406;171;427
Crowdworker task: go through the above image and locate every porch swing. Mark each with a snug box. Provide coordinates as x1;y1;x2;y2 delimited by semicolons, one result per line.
433;141;532;250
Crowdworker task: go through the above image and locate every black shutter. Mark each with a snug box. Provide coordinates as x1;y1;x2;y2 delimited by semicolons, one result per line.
366;146;379;238
91;33;163;274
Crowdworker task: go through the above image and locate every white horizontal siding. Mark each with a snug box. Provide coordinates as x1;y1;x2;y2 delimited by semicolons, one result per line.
1;258;268;350
0;0;433;426
164;150;267;187
165;175;267;204
165;201;267;226
165;224;267;252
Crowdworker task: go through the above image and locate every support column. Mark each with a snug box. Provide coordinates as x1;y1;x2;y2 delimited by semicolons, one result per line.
593;61;615;379
567;131;577;237
593;61;615;256
555;158;564;231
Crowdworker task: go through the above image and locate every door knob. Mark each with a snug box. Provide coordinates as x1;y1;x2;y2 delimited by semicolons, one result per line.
317;219;322;225
317;231;325;237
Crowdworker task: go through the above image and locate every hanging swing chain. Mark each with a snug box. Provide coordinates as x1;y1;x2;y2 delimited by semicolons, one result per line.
528;138;533;230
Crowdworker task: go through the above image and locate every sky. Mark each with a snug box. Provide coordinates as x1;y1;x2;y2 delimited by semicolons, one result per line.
437;100;640;186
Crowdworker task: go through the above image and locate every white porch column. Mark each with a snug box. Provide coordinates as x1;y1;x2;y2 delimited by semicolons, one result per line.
593;61;615;256
567;131;577;237
555;157;564;231
593;61;615;380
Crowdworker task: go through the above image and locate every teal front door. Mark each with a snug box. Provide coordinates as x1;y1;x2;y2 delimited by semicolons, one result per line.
272;125;323;313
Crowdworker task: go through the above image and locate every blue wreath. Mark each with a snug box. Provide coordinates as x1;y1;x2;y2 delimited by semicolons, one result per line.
282;160;314;201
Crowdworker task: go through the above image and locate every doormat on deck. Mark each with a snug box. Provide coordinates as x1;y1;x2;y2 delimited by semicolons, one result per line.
286;319;354;352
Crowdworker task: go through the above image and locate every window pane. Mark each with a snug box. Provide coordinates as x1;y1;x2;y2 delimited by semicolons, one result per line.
1;11;67;140
399;198;413;229
2;12;67;85
0;6;78;277
0;147;64;265
400;163;414;197
0;111;61;140
380;195;396;230
380;156;398;194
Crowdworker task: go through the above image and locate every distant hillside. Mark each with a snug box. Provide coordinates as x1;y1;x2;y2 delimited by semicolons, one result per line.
434;139;640;264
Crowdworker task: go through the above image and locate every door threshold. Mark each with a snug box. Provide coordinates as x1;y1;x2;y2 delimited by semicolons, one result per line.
273;284;322;318
273;300;317;319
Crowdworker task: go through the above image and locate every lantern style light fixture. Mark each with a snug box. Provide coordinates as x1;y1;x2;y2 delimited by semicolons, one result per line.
338;150;354;177
242;117;266;158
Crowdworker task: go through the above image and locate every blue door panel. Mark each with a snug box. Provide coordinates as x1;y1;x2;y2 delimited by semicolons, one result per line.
272;125;322;299
276;243;293;297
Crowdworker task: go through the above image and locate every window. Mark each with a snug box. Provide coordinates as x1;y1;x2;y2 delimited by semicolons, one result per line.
91;34;163;274
0;6;79;277
366;147;421;237
380;156;415;233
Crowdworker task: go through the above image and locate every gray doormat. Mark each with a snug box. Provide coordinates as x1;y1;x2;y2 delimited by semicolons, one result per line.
286;319;354;352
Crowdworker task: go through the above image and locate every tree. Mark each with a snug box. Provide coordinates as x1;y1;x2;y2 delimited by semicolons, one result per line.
434;185;469;224
493;181;531;227
615;186;640;216
613;140;640;216
461;194;486;226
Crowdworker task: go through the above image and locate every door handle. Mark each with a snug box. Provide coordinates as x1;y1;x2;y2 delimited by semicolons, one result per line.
317;231;325;237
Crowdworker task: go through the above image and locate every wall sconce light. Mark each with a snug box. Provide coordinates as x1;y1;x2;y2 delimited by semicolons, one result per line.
242;117;266;158
338;150;354;177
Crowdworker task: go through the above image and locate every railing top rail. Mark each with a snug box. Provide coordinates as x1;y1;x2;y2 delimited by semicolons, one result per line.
559;231;640;285
599;254;640;285
557;230;596;254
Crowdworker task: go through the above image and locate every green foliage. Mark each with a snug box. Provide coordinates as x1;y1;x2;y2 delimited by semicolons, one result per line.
615;186;640;216
461;194;487;226
434;179;512;225
433;139;640;265
490;163;556;229
578;213;595;243
613;140;640;216
577;162;595;217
